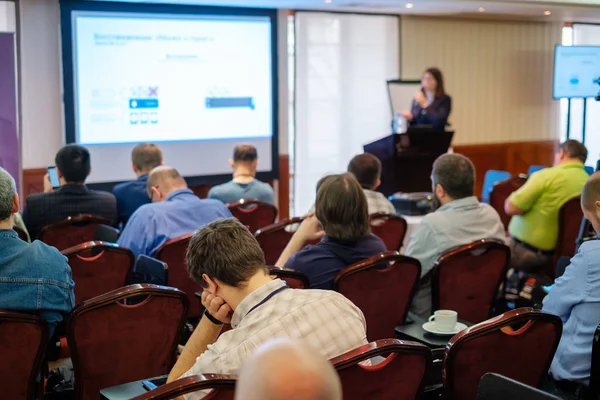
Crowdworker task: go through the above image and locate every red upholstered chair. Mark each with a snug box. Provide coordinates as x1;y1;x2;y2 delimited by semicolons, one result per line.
332;339;431;400
62;241;134;304
432;240;510;324
13;225;29;242
67;284;189;400
268;267;310;289
334;252;421;341
155;233;203;319
0;311;48;400
550;196;584;279
444;308;562;400
39;214;114;251
227;199;277;233
489;175;528;231
255;217;306;265
369;213;408;251
591;323;600;398
130;374;236;400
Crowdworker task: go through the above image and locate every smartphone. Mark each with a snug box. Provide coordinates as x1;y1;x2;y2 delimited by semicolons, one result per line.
47;166;61;189
142;376;167;391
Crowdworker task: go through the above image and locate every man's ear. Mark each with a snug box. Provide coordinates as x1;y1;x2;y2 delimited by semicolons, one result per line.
252;160;258;169
595;200;600;212
11;193;19;214
202;274;219;295
373;179;381;190
56;167;64;179
228;159;235;168
435;183;445;199
132;162;138;173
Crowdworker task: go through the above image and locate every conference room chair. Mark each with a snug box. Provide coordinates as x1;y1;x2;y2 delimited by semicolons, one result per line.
481;170;510;204
478;373;561;400
130;374;236;400
155;233;204;320
255;216;307;265
227;199;278;233
549;195;584;279
586;165;595;175
334;252;421;341
432;239;510;324
369;212;408;251
331;339;431;400
13;225;29;242
268;266;310;289
62;241;135;304
67;284;189;400
38;214;115;251
489;175;528;231
592;323;600;398
444;308;562;400
528;165;547;175
0;311;48;400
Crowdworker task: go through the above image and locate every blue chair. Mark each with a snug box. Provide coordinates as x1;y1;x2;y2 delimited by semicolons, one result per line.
527;165;547;175
482;170;510;203
585;165;595;175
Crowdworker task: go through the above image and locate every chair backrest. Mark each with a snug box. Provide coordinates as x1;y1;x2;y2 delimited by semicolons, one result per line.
432;240;510;323
62;241;135;304
528;165;547;175
130;374;236;400
227;199;278;233
39;214;114;251
0;311;48;400
13;225;29;242
591;323;600;396
489;175;528;231
334;252;421;341
369;213;408;251
552;196;584;279
444;308;562;400
585;165;595;175
255;217;306;265
332;339;431;400
67;284;189;400
481;170;510;203
155;233;202;319
268;267;310;289
478;373;561;400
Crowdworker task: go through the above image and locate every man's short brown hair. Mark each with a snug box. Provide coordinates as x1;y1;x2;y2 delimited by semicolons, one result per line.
233;144;258;163
132;143;163;172
347;153;382;189
315;173;369;244
581;172;600;211
560;140;588;163
186;218;267;288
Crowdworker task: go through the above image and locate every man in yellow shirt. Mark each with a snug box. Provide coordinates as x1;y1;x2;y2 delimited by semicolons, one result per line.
505;140;589;272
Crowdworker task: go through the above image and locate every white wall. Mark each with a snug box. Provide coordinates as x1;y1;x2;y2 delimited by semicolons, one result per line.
0;1;16;32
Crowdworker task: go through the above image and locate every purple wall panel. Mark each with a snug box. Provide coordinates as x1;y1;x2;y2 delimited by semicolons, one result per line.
0;32;18;190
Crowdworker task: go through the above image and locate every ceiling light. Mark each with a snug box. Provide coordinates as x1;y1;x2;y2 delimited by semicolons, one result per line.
544;10;552;15
478;7;485;12
405;3;414;9
324;0;332;3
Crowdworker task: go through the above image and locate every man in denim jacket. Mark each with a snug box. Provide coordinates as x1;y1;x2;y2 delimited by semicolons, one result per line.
0;167;74;335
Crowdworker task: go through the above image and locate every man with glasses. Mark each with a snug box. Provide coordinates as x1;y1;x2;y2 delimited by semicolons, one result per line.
117;166;231;258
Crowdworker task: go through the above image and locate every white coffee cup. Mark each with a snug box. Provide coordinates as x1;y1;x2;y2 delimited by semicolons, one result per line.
428;310;458;332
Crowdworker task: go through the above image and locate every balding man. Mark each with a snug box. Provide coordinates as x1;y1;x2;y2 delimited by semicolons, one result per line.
236;339;342;400
541;172;600;399
117;166;231;258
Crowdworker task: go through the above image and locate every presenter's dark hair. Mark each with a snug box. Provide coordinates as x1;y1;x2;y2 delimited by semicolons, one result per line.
315;173;369;244
55;144;91;184
233;144;258;163
432;154;475;199
425;67;446;98
347;153;382;189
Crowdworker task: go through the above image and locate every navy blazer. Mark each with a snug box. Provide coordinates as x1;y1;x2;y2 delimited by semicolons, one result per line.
410;94;452;131
112;174;151;226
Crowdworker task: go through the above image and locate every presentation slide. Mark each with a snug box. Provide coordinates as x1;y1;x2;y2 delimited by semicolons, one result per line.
554;45;600;99
73;12;273;144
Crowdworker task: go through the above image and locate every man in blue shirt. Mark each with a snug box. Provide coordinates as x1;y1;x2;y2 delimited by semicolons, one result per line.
112;143;163;226
0;167;74;336
542;172;600;400
208;144;274;205
276;173;386;290
118;166;232;258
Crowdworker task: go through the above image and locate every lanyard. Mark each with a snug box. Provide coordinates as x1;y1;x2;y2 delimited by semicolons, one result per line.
245;285;289;318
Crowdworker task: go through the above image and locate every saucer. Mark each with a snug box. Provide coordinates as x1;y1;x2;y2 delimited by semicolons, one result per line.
422;321;468;336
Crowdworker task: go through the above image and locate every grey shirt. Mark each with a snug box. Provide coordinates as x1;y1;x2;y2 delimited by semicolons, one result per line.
405;196;506;318
208;179;275;205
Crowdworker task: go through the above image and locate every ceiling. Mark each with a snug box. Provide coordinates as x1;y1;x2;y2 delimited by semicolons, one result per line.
101;0;600;22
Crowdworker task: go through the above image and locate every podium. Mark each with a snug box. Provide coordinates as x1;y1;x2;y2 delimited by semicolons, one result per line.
364;127;454;197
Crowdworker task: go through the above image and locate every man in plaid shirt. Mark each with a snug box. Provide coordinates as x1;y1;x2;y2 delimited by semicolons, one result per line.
167;218;368;399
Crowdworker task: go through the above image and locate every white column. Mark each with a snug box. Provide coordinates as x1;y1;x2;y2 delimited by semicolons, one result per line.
0;1;16;32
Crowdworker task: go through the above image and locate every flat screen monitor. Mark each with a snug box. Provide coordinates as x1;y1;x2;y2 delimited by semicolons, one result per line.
553;45;600;99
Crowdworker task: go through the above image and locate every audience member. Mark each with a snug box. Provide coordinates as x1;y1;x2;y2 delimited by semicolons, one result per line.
22;144;117;239
236;338;342;400
112;143;163;226
406;154;505;319
506;140;589;272
208;144;274;204
541;173;600;400
347;153;396;215
167;218;367;400
276;173;387;290
118;166;231;258
0;167;74;335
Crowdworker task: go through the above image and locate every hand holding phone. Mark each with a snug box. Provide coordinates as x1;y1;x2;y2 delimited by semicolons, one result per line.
47;166;61;191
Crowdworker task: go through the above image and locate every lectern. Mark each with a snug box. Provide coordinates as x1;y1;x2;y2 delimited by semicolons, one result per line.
364;127;454;197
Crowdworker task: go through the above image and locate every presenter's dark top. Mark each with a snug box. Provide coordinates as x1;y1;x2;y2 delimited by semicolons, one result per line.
410;94;452;131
